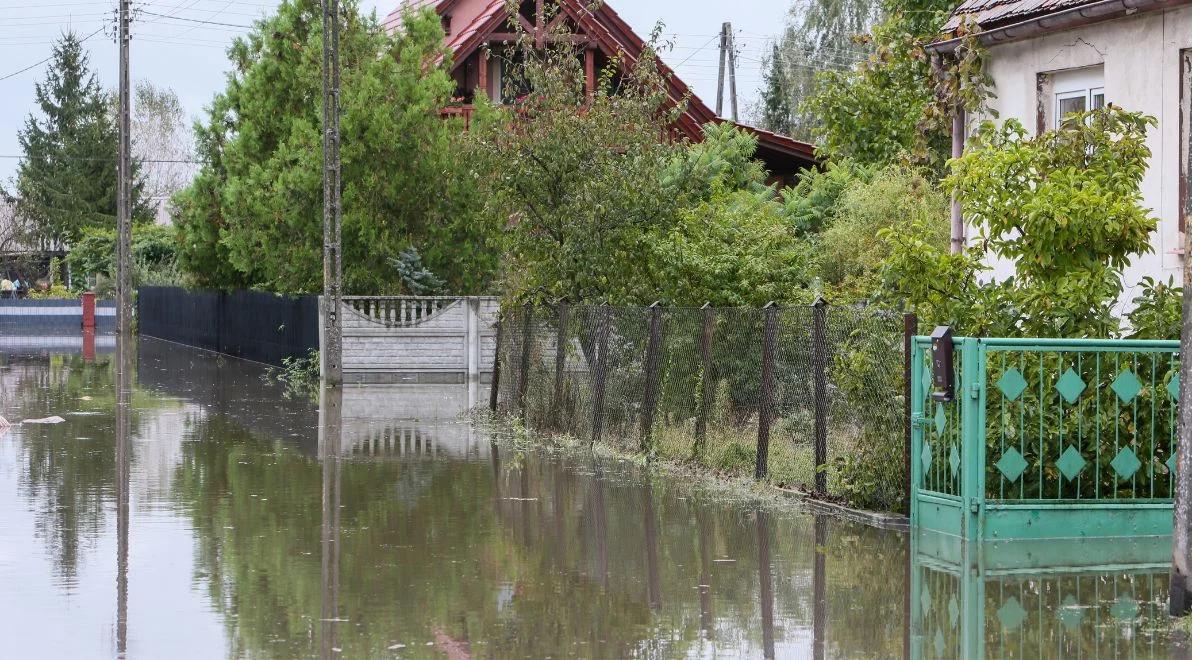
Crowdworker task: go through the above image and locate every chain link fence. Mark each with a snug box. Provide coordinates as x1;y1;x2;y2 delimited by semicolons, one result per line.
493;302;911;511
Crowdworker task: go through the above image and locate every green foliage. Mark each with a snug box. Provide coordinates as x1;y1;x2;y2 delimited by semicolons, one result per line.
756;0;879;140
800;2;992;169
65;224;179;291
4;32;153;249
473;20;691;305
648;190;810;307
663;122;773;202
1127;277;1184;339
883;107;1163;338
264;348;321;401
815;166;947;298
780;161;872;234
173;2;498;294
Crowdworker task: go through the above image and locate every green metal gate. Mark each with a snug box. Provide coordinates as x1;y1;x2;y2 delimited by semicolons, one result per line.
910;337;1181;541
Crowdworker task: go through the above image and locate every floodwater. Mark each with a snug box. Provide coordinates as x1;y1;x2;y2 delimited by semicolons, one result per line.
0;335;1182;658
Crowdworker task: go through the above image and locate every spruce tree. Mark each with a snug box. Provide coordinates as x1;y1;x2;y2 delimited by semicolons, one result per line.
9;32;151;251
760;43;795;136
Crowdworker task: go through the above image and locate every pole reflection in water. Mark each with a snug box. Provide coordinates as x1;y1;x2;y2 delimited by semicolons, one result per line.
319;385;343;660
114;333;134;658
812;515;827;660
589;456;609;588
697;507;714;636
643;478;661;611
756;510;775;659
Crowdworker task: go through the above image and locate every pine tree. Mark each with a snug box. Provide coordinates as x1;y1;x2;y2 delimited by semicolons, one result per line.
760;43;795;136
9;32;151;251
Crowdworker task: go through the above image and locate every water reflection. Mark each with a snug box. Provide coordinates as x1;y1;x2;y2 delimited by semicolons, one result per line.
909;531;1174;658
0;337;1181;657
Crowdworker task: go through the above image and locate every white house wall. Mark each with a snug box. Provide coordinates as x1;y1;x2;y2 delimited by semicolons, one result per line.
969;7;1191;314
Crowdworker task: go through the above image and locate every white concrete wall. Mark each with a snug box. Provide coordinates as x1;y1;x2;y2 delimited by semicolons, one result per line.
337;297;499;384
969;7;1191;314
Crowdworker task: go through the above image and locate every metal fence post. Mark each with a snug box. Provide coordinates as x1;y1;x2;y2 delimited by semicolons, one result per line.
552;299;569;431
517;302;534;417
693;303;716;456
489;314;503;412
902;312;918;513
812;297;828;494
640;302;666;453
590;304;613;446
756;302;779;481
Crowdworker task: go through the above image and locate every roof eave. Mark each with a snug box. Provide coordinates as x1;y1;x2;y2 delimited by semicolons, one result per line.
927;0;1190;55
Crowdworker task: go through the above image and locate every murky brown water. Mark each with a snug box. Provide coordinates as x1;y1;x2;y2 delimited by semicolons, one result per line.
0;336;1181;658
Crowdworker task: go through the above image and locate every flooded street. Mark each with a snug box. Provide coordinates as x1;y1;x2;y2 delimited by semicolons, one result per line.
0;336;1180;658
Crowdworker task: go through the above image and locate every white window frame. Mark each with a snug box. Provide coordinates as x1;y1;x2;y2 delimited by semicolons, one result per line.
1051;66;1105;128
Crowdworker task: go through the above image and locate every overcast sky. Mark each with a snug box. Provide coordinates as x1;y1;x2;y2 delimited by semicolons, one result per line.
0;0;793;183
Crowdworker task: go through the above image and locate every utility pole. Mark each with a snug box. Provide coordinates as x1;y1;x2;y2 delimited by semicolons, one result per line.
714;22;739;121
715;23;728;118
726;24;739;122
116;0;133;336
321;0;343;385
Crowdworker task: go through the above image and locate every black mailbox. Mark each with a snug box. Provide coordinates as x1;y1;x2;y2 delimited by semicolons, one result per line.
930;326;955;402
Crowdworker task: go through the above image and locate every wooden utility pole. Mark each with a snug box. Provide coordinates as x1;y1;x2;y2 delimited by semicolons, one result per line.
115;0;133;336
321;0;343;385
715;23;739;121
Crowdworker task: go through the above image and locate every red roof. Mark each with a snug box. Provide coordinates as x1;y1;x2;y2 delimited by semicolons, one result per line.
385;0;817;169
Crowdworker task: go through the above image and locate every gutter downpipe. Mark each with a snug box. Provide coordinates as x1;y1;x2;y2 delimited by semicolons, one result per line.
951;105;965;255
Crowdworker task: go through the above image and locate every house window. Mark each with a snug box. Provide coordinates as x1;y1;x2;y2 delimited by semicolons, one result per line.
1052;66;1105;129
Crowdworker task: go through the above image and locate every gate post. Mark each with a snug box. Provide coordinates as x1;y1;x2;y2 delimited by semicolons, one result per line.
590;304;613;446
903;312;917;512
693;303;715;456
755;302;779;481
812;297;828;494
640;302;666;454
960;338;982;540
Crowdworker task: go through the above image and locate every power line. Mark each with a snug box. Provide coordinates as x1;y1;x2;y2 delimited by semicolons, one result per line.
139;9;251;29
0;26;104;82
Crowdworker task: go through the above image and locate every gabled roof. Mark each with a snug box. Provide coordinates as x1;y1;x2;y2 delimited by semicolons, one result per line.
385;0;817;166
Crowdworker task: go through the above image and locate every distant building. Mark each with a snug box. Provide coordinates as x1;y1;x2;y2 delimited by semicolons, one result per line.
931;0;1192;310
385;0;819;183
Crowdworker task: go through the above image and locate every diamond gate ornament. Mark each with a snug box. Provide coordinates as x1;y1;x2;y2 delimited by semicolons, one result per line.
1110;369;1143;404
996;446;1029;482
996;367;1028;401
1110;446;1142;482
1055;368;1086;404
1055;445;1087;481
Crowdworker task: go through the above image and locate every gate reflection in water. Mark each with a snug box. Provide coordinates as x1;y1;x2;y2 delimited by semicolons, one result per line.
909;531;1173;658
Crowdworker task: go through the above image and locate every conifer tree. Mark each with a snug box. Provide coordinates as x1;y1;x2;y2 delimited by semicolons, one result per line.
759;43;795;136
8;32;151;251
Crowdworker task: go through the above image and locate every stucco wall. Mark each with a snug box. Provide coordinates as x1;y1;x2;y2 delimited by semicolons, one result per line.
969;7;1191;314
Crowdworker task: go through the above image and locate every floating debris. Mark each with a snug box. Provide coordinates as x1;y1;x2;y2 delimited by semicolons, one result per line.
23;416;67;424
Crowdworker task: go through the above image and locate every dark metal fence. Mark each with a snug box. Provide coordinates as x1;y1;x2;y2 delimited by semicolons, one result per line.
137;286;319;366
493;301;912;511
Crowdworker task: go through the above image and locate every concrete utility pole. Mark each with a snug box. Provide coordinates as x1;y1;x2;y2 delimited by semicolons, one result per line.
1170;217;1191;616
321;0;343;385
714;22;739;121
726;24;738;122
715;23;728;118
116;0;133;335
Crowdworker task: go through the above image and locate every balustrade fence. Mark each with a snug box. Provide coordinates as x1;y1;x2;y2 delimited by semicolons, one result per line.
492;301;910;510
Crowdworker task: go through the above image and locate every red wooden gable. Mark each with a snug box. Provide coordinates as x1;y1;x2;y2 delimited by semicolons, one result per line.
385;0;818;179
